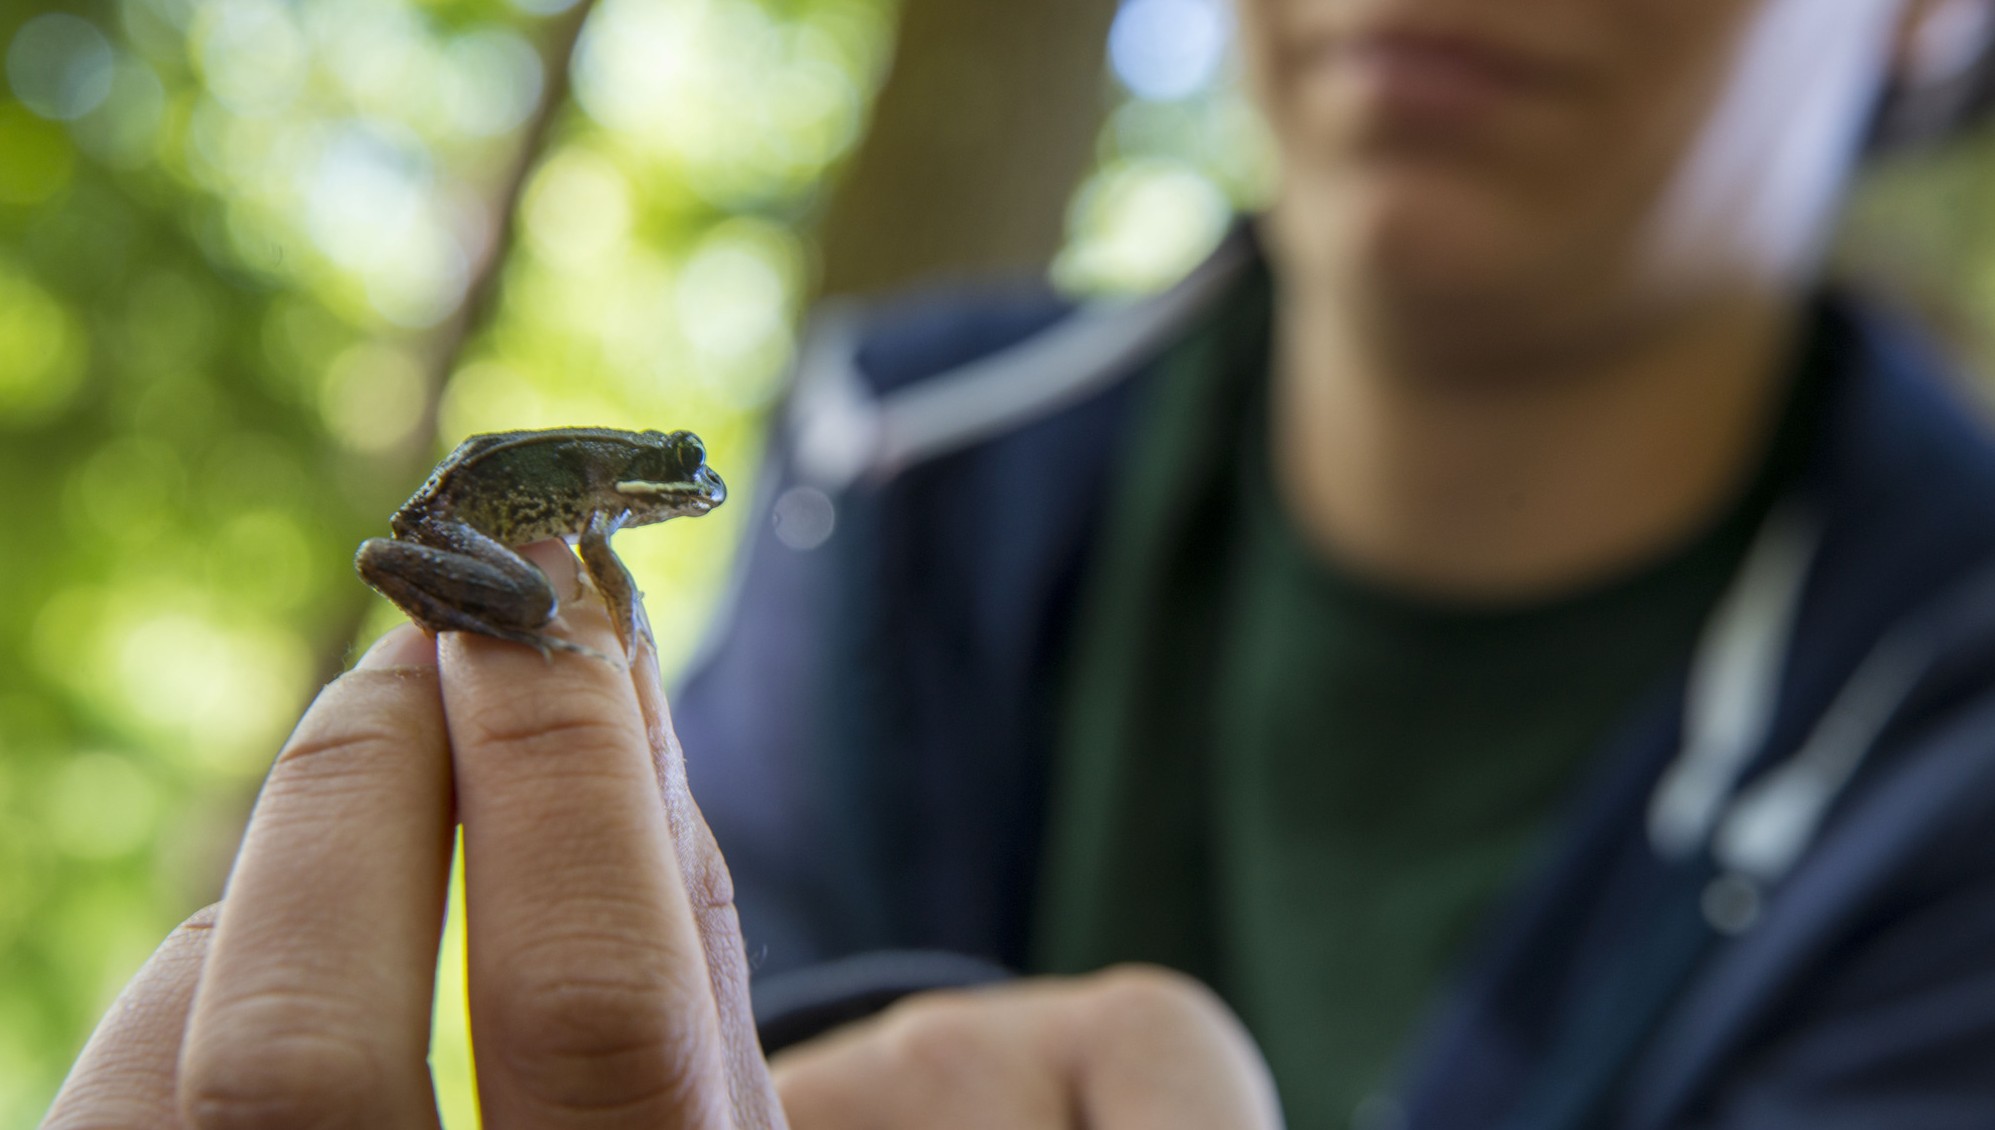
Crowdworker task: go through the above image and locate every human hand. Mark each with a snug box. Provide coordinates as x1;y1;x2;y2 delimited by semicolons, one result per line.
44;541;785;1128
771;966;1284;1130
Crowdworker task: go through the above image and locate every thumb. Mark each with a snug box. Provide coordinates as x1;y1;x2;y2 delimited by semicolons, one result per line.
1064;967;1286;1130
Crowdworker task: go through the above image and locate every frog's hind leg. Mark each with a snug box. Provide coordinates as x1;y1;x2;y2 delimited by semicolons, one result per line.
355;537;607;662
577;510;644;661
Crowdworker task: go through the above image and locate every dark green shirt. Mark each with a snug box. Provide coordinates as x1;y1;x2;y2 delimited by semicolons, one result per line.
1031;268;1816;1128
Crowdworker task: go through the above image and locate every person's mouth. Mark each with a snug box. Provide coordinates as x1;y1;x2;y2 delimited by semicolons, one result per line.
1297;22;1579;126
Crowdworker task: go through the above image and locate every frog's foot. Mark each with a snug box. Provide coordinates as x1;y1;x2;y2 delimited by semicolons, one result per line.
577;514;647;662
365;571;611;662
502;626;615;664
469;623;614;664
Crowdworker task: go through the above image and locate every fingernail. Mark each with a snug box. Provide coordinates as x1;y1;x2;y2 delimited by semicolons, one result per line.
355;624;438;670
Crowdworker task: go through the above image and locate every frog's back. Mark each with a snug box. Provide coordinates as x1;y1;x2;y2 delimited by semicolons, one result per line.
398;432;526;507
394;429;644;544
434;429;613;479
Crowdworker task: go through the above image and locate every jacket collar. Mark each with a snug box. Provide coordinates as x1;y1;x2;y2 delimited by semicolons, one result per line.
785;227;1257;492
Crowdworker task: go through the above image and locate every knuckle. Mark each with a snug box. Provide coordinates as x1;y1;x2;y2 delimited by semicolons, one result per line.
681;849;737;915
770;1066;848;1125
876;994;993;1082
773;1055;877;1129
1087;963;1227;1033
491;970;722;1120
500;968;673;1059
459;697;632;761
270;725;402;782
181;1029;386;1130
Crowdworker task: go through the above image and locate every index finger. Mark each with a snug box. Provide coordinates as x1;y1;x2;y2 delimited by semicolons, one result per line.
441;542;738;1129
178;625;452;1129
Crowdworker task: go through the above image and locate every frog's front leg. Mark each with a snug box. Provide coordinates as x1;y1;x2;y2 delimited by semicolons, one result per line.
577;508;643;661
356;519;603;661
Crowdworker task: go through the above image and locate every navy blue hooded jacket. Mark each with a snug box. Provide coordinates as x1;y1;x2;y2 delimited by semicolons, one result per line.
674;230;1995;1128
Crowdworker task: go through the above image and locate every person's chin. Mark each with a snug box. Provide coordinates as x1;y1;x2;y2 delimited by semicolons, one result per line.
1313;174;1531;305
1272;171;1609;372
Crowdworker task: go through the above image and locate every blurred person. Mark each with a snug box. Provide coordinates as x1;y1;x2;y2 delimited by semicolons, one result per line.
42;0;1995;1128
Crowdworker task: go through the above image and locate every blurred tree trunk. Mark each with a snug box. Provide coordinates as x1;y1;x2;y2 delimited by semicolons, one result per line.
309;0;595;689
815;0;1123;297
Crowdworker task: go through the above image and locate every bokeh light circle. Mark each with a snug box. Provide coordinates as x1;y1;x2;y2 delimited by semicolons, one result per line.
6;13;116;121
1108;0;1229;102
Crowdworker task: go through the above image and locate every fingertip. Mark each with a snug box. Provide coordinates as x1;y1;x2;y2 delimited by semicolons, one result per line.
518;539;584;599
356;624;438;670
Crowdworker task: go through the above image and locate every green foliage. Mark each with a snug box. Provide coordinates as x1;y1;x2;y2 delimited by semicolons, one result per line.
0;0;893;1121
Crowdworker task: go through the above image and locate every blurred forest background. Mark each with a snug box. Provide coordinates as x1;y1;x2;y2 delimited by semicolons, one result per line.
1;0;1992;1123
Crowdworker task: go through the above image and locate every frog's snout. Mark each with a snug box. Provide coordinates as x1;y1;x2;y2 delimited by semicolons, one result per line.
693;463;726;509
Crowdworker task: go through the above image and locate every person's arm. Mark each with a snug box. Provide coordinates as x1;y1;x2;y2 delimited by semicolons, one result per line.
1678;870;1995;1128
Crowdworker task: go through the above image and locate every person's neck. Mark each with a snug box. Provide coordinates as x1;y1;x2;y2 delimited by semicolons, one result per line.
1272;270;1801;604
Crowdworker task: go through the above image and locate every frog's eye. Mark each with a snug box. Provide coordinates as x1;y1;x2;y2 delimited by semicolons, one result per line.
676;434;707;476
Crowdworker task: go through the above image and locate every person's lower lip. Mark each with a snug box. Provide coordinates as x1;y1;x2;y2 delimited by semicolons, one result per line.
1329;38;1537;122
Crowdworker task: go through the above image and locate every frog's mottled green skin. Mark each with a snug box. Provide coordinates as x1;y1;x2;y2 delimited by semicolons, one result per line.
355;427;724;660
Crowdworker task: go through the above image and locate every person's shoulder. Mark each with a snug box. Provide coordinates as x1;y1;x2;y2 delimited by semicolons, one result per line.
1784;290;1995;851
1829;292;1995;505
842;277;1081;398
1791;292;1995;716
